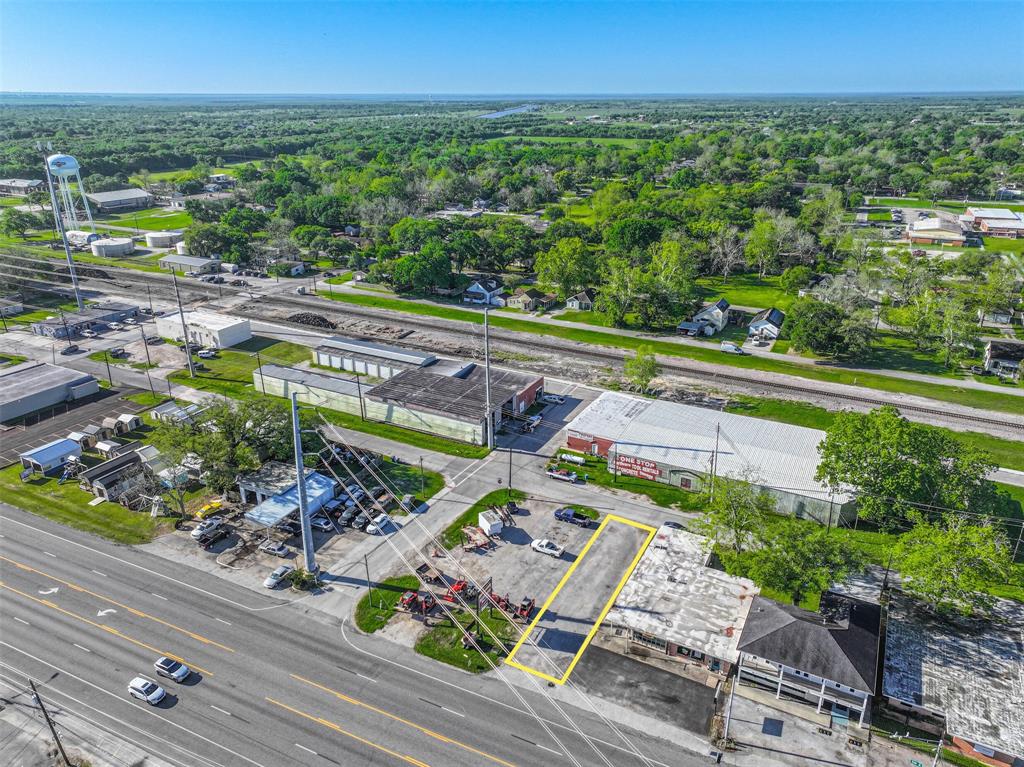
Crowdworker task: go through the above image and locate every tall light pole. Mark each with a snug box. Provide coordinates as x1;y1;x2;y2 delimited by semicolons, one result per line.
38;142;83;312
291;392;317;575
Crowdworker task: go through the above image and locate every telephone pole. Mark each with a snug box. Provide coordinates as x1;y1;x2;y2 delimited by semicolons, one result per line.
138;324;156;395
169;269;195;378
483;307;493;449
30;680;70;766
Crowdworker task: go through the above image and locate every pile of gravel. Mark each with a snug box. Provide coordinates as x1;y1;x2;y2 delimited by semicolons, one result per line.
287;312;337;329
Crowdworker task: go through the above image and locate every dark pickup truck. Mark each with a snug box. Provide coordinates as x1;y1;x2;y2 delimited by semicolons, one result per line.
554;507;593;528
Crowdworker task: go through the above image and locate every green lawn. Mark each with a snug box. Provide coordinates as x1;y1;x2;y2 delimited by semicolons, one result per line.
440;489;526;549
3;298;89;327
867;211;892;222
868;197;1024;214
102;207;193;231
167;336;490;459
354;575;420;632
0;353;27;366
0;463;171;544
88;350;156;372
696;274;794;310
320;291;1024;414
415;608;518;673
375;458;445;510
985;236;1024;254
121;390;172;408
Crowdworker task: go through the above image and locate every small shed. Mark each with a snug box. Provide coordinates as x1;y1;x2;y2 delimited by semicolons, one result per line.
20;438;82;475
117;413;143;432
94;440;124;459
478;510;503;536
82;423;114;442
102;416;128;435
66;430;95;450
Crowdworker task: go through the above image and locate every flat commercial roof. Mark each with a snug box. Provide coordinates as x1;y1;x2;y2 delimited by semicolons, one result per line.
883;592;1024;758
257;364;364;398
605;526;758;664
85;188;151;203
320;336;436;366
157;254;220;268
32;303;138;328
244;471;336;527
164;310;249;331
568;391;851;504
0;362;94;403
967;207;1021;220
368;365;540;423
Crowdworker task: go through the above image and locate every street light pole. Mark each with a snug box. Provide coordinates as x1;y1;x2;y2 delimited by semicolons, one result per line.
483;307;493;450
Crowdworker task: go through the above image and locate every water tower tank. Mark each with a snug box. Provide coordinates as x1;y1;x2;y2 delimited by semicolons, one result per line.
47;154;81;177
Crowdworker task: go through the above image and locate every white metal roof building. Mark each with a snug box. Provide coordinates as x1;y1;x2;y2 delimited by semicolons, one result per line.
154;310;251;349
84;188;153;211
566;391;854;524
603;525;758;675
0;362;99;422
314;336;437;380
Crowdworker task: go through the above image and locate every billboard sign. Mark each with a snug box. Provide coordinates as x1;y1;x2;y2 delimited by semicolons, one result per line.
615;454;660;481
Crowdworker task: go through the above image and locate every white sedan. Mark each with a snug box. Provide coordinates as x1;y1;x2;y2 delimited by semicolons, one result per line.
128;676;166;705
263;564;294;589
154;656;190;682
531;539;564;558
190;517;223;539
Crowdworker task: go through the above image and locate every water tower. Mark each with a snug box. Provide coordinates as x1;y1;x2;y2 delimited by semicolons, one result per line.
46;153;95;232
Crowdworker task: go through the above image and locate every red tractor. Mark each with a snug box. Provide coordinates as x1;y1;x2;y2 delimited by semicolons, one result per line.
516;597;536;621
486;592;511;613
441;580;478;604
400;590;438;615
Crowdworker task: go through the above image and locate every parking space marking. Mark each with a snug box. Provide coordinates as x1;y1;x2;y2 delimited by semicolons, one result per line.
504;514;657;686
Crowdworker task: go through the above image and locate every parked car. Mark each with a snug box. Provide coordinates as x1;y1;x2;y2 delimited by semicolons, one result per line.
263;564;294;589
145;335;162;344
197;528;228;549
276;519;301;536
323;498;344;515
124;318;138;325
351;513;371;531
546;468;577;483
720;341;747;355
259;540;289;557
338;508;360;527
366;513;393;535
154;656;190;682
541;393;566;405
196;350;217;359
663;520;685;530
109;347;127;358
60;344;81;355
128;677;166;705
80;329;98;338
108;322;125;330
531;539;564;558
191;517;224;539
309;515;334;532
195;500;223;519
554;506;593;528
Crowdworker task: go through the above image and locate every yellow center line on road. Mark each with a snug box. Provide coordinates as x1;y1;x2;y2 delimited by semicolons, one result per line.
290;673;518;767
0;554;234;653
0;581;213;677
265;697;432;767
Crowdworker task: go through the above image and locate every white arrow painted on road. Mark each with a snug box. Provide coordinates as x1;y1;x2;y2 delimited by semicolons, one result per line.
96;609;116;617
38;587;59;595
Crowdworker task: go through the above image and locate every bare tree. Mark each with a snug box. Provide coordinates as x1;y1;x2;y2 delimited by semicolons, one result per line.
710;225;745;279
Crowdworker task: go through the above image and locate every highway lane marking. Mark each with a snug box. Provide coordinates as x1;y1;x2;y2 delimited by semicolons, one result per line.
0;555;234;653
0;582;213;677
417;697;464;717
338;618;672;767
151;593;168;600
335;663;377;683
510;733;560;755
73;643;92;653
536;743;561;755
0;514;270;612
209;704;232;716
13;617;29;625
91;569;108;577
290;674;516;767
266;698;431;767
43;551;56;557
295;744;317;755
0;650;268;767
215;617;231;625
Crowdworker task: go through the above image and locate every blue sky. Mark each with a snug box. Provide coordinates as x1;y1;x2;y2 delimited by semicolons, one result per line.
2;1;1022;94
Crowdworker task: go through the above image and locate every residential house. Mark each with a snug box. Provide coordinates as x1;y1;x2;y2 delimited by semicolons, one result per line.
565;289;597;311
506;287;557;312
19;438;81;475
748;307;786;340
463;277;506;307
598;525;758;682
983;339;1024;380
679;298;731;336
472;198;491;210
736;592;882;728
979;307;1014;326
79;452;146;502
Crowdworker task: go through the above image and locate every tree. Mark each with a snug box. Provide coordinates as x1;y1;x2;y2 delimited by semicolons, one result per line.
389;239;451;292
603;218;663;256
785;298;847;357
0;208;38;239
534;237;596;299
933;294;977;369
816;407;998;530
220;206;269;235
749;520;863;606
291;224;332;247
974;262;1018;328
447;230;489;273
694;474;775;554
780;265;813;294
894;518;1014;616
624;345;659;392
184;223;238;260
709;225;746;280
594;256;636;327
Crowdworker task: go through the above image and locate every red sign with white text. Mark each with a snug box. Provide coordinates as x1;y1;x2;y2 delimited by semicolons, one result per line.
615;455;660;481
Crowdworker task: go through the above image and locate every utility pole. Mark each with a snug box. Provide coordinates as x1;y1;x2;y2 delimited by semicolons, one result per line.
709;423;721;502
507;446;513;500
930;729;944;767
103;350;113;386
354;373;365;420
254;350;267;394
419;456;424;495
30;680;70;766
291;392;317;575
58;310;74;350
169;269;195;378
483;307;493;449
138;325;156;395
39;142;83;312
146;284;154;314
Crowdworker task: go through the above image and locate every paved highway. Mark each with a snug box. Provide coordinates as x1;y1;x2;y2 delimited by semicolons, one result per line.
0;503;707;767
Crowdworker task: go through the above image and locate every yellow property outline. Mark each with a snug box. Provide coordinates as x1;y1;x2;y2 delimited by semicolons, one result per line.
504;514;657;685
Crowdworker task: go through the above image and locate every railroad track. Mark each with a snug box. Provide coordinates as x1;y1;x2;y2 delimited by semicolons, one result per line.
2;256;1020;433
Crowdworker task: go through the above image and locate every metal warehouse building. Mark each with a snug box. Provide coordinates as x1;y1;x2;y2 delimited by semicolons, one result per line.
566;391;854;524
155;310;252;349
254;361;543;445
0;362;99;422
84;188;153;212
30;302;141;339
313;336;437;380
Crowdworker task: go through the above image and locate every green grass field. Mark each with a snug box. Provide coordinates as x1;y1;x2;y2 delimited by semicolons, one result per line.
354;575;420;632
320;291;1024;414
415;608;518;673
868;196;1024;214
552;452;706;511
0;463;171;544
696;274;794;310
867;211;892;221
102;208;193;231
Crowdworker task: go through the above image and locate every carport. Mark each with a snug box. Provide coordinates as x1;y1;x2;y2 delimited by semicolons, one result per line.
242;471;337;529
245;495;298;529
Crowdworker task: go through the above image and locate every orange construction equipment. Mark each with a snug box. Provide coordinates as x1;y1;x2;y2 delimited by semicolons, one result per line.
442;579;478;604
